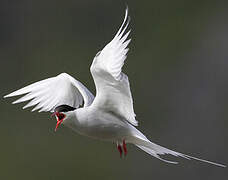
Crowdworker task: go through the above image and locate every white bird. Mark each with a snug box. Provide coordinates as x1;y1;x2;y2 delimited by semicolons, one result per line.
4;8;226;167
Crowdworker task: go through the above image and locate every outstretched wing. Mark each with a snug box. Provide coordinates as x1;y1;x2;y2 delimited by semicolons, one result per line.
90;8;137;126
4;73;94;112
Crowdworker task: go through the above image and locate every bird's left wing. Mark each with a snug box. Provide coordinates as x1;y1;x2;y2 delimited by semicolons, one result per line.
4;73;94;112
90;8;138;126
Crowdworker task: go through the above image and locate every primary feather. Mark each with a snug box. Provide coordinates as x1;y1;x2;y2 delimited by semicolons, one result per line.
90;8;137;126
4;73;94;112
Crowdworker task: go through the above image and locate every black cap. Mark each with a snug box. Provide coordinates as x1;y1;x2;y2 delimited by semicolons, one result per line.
54;104;76;112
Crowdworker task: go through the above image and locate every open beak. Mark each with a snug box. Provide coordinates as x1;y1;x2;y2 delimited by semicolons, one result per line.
51;112;65;132
55;119;63;132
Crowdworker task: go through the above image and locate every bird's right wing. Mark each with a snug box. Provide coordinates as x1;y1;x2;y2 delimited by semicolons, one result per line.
4;73;94;112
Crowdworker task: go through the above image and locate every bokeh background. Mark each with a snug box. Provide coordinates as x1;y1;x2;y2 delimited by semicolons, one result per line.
1;0;228;179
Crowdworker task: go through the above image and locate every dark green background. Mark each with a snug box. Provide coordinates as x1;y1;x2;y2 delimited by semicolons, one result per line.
1;0;227;179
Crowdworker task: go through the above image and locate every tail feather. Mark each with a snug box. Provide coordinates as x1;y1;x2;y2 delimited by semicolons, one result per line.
128;130;226;167
136;145;179;164
183;154;226;167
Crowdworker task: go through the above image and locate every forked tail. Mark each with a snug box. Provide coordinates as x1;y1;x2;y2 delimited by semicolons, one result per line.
127;128;226;167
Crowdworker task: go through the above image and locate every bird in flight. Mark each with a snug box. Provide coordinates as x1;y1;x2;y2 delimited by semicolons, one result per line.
4;8;225;167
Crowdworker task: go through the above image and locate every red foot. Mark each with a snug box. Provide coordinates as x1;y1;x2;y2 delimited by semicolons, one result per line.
123;140;127;156
116;140;127;158
117;144;123;158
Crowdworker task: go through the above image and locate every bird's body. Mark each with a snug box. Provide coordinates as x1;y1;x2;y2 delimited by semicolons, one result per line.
64;105;131;141
4;8;226;167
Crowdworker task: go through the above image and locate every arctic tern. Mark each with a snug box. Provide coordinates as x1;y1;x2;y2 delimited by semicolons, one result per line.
4;8;226;167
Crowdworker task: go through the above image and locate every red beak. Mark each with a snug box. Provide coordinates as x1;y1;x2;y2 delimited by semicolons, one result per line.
55;119;63;132
51;112;65;132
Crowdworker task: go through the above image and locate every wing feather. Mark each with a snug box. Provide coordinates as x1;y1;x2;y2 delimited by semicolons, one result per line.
4;73;94;112
90;8;138;126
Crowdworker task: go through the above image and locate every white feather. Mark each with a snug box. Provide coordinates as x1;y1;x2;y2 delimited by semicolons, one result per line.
90;8;137;126
4;73;94;112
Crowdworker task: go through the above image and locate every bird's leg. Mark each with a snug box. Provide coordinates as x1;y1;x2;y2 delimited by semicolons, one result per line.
117;143;123;158
123;140;127;156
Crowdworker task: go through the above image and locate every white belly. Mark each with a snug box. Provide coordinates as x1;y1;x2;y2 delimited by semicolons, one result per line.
64;108;132;142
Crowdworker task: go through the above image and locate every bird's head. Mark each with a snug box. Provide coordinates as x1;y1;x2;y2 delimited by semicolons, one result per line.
52;105;76;131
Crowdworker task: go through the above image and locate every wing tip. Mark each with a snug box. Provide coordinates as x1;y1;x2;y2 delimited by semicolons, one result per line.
4;93;13;98
3;90;27;98
114;6;130;40
125;4;129;17
12;100;18;104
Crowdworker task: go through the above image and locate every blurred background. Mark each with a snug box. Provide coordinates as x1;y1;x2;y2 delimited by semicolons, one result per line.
1;0;228;179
